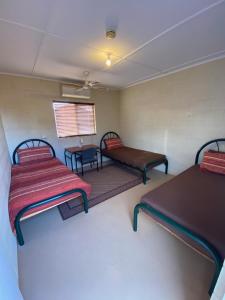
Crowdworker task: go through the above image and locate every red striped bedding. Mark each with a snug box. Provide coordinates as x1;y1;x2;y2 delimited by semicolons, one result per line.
9;158;91;231
17;146;52;163
200;150;225;175
104;138;123;150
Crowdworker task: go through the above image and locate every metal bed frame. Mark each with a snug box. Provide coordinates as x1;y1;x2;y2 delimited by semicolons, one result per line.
100;131;168;184
12;139;88;246
133;138;225;295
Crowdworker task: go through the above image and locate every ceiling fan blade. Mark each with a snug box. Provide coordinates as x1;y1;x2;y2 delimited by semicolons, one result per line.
72;82;83;88
74;87;84;92
90;81;100;86
70;71;109;91
92;85;106;90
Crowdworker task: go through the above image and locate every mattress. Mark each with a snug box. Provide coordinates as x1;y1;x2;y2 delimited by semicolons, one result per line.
102;146;166;170
9;158;91;231
141;165;225;259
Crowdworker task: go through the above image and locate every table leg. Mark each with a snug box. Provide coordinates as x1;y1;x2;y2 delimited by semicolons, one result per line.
70;153;74;172
74;153;78;173
64;151;67;166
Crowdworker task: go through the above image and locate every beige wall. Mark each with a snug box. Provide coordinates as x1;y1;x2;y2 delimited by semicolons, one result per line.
0;114;23;299
1;58;225;173
0;114;15;266
0;75;120;162
0;57;225;300
120;58;225;174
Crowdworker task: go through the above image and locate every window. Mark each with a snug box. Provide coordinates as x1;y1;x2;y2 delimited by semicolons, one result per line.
53;101;96;138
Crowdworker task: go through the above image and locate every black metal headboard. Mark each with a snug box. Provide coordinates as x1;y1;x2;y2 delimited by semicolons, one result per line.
100;131;120;152
13;139;56;164
195;138;225;165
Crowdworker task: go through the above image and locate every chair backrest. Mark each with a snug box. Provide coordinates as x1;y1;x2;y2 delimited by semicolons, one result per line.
81;147;97;160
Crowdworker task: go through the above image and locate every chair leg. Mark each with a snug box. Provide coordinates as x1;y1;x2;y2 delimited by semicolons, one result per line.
71;154;74;172
101;153;103;169
81;164;84;176
97;160;99;171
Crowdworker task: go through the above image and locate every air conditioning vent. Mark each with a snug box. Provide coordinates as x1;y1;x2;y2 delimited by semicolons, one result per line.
61;84;90;99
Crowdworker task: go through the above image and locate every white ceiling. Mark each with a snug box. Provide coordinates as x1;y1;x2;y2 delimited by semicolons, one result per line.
0;0;225;88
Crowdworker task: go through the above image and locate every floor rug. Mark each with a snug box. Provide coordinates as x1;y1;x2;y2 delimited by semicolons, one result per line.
58;164;142;220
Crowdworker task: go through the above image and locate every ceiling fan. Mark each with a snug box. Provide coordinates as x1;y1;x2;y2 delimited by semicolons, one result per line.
72;71;105;91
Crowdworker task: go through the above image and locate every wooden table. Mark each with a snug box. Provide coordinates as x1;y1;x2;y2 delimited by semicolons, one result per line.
64;144;99;172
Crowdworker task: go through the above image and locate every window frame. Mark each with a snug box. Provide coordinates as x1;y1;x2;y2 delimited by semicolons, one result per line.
53;100;97;138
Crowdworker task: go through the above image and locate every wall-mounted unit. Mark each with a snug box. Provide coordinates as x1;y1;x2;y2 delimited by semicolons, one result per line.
61;84;90;99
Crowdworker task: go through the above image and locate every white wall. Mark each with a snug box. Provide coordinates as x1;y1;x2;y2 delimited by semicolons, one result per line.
120;58;225;299
0;74;119;299
0;115;23;300
120;58;225;174
1;60;225;299
0;75;120;162
212;262;225;300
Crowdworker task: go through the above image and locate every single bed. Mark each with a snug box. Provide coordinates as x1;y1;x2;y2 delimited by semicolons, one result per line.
100;132;168;184
133;138;225;295
10;139;91;246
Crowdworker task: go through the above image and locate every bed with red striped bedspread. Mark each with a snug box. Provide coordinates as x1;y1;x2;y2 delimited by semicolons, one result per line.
9;158;91;231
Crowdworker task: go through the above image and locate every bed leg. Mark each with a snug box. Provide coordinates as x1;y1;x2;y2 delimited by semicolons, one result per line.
14;216;24;246
133;204;141;231
164;160;168;174
165;160;168;174
81;190;88;214
208;252;223;296
134;202;222;296
143;168;147;184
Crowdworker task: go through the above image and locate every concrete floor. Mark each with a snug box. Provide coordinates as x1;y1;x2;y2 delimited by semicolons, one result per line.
18;170;213;300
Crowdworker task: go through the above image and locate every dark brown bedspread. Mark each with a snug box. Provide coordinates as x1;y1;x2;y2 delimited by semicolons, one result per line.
141;165;225;258
102;146;166;170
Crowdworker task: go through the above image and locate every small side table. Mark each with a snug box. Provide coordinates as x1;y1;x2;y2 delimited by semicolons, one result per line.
64;144;99;172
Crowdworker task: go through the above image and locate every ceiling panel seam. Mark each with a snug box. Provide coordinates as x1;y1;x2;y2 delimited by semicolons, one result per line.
32;33;47;74
0;17;124;61
31;2;55;75
109;0;225;69
0;18;123;67
159;49;225;74
125;51;225;88
0;17;45;33
1;0;224;73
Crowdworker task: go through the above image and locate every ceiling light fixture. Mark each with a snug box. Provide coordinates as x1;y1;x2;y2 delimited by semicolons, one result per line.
105;30;116;66
105;53;112;67
106;30;116;40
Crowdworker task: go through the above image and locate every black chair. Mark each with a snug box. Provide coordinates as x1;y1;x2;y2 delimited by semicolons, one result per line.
76;147;99;176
